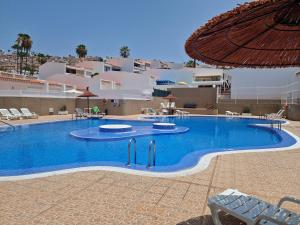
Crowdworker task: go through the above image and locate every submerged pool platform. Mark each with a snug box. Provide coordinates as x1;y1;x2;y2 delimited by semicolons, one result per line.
70;125;189;141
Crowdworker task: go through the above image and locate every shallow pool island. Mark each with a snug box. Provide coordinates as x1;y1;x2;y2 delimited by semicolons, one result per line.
0;116;298;179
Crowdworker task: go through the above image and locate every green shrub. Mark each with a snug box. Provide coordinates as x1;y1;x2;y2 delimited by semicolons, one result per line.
242;106;251;113
60;105;67;111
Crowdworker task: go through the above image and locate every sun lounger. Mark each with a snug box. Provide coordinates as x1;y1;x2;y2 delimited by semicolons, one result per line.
0;108;20;120
266;109;285;119
170;102;176;109
75;108;87;118
208;189;300;225
225;111;239;116
159;103;169;115
175;109;190;115
160;103;167;109
9;108;24;119
20;108;38;119
143;108;157;115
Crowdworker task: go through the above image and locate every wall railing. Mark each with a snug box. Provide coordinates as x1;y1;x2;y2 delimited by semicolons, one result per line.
227;81;300;105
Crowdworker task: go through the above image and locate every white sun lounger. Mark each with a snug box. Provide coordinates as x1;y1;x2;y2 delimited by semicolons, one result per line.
160;103;167;109
170;102;176;109
225;111;239;116
266;109;285;119
175;109;190;115
208;189;300;225
20;108;38;119
9;108;24;118
0;108;20;120
145;108;157;115
160;103;169;114
75;108;87;118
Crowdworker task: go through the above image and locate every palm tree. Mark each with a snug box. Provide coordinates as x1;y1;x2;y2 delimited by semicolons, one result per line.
11;43;20;73
22;34;32;75
37;53;47;65
120;46;130;58
12;33;32;74
76;44;87;58
185;59;197;68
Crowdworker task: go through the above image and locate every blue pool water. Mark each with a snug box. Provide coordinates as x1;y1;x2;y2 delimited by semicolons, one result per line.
0;116;296;176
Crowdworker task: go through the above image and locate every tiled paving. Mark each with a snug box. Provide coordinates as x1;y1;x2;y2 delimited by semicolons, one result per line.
0;115;300;224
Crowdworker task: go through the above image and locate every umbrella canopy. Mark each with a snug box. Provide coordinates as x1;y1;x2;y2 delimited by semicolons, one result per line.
163;94;176;101
78;87;98;98
185;0;300;68
78;87;98;113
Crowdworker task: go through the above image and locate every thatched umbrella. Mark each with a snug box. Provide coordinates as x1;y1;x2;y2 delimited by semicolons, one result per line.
78;87;98;114
163;94;176;115
185;0;300;68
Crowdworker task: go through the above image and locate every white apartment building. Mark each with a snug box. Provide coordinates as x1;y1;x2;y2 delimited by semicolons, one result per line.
38;60;154;100
143;66;227;90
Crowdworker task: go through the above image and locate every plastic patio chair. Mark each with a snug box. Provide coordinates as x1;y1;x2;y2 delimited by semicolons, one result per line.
91;106;100;114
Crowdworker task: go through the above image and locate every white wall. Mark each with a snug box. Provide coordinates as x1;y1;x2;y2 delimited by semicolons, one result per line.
45;71;154;100
230;68;300;99
75;61;105;73
106;57;134;72
45;74;94;90
98;71;152;90
38;62;66;80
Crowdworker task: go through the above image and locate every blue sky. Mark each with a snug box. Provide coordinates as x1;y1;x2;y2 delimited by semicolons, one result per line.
0;0;247;62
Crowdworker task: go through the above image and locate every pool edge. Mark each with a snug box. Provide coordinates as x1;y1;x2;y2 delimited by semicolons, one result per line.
0;127;299;181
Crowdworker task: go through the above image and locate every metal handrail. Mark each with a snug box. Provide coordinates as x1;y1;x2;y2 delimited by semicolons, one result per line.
0;120;16;130
147;140;156;168
127;138;136;166
269;120;282;130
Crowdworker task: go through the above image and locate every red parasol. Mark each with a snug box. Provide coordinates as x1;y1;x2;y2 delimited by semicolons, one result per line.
78;87;98;113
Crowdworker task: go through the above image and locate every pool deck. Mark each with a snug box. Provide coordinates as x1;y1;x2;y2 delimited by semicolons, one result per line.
1;114;300;225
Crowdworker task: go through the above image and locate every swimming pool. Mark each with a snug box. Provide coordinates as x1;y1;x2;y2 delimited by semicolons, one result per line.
0;116;298;178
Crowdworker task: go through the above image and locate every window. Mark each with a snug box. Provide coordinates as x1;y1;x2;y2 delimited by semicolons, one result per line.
194;76;221;81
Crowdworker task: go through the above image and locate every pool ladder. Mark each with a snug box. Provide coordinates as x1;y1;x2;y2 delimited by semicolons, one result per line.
270;120;282;130
127;138;157;168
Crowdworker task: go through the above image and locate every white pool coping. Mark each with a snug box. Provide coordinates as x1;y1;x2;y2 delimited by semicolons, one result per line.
0;118;299;181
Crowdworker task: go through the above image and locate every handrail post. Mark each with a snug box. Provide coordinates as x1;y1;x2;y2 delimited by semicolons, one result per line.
134;139;137;164
127;138;136;166
147;140;156;168
153;141;156;166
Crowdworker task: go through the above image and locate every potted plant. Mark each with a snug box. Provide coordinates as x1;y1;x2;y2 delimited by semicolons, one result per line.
242;106;252;116
58;105;68;115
